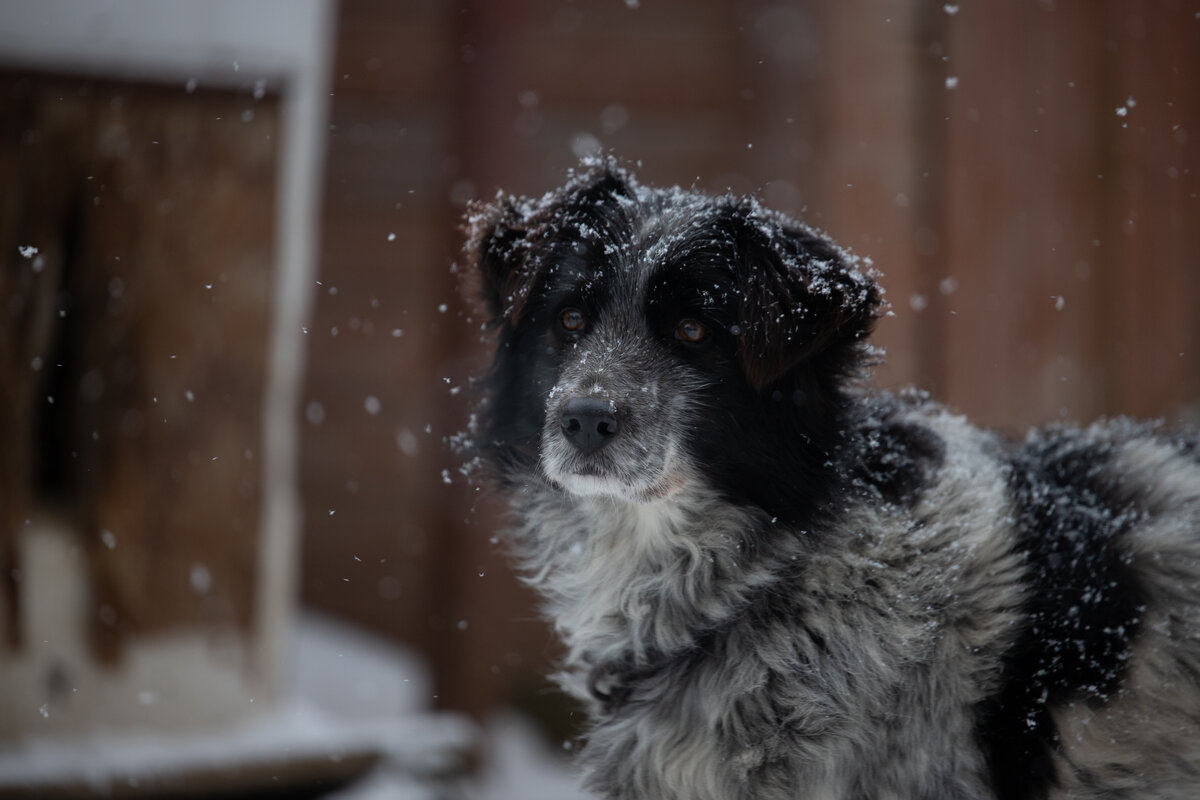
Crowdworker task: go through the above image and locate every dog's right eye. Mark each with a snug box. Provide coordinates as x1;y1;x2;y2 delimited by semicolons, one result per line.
560;308;586;333
676;318;707;344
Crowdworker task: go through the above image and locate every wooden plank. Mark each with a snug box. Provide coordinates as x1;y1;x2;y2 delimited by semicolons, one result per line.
941;1;1110;430
331;0;451;102
0;74;278;658
804;0;927;392
1101;0;1200;421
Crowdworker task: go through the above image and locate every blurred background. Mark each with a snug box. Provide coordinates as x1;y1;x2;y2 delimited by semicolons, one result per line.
1;0;1197;797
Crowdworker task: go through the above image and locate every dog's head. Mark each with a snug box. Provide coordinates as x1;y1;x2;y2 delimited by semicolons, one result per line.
464;158;882;518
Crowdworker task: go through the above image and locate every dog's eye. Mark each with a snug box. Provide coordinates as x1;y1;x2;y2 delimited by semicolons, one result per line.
560;308;586;333
676;318;707;344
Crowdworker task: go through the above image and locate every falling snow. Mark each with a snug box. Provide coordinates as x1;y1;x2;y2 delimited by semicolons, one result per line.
189;563;212;595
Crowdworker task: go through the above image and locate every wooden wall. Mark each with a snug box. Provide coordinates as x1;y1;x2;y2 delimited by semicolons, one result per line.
304;0;1200;722
0;74;278;657
940;0;1200;427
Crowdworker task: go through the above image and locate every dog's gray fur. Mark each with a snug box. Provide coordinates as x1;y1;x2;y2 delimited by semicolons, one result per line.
465;160;1200;799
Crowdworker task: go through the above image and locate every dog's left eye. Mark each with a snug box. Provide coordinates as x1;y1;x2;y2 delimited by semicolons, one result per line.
560;308;586;333
675;318;707;344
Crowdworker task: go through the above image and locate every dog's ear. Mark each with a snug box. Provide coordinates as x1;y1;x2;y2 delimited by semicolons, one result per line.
463;193;536;326
734;213;882;391
463;157;636;327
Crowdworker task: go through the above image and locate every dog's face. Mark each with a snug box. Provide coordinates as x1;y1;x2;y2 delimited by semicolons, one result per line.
466;160;882;518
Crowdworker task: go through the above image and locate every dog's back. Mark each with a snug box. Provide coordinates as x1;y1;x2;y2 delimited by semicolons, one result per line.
1004;422;1200;799
464;159;1200;799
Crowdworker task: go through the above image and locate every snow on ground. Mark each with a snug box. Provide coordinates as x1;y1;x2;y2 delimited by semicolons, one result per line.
0;612;588;799
330;711;590;800
292;611;435;720
305;613;589;799
468;711;591;800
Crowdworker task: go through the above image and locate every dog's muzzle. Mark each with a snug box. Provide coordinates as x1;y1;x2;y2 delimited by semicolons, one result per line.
560;397;620;456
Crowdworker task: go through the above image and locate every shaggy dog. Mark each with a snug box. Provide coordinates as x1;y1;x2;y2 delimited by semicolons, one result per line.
462;158;1200;800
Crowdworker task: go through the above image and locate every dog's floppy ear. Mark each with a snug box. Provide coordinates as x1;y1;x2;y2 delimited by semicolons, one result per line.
463;192;536;326
734;211;882;391
463;157;636;327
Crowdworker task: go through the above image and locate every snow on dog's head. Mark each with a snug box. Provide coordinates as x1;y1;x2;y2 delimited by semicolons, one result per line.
465;158;883;518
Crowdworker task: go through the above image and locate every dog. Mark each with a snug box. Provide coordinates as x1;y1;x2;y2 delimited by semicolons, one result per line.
461;157;1200;800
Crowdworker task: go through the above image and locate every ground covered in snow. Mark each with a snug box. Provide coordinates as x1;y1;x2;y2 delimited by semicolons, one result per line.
0;613;588;799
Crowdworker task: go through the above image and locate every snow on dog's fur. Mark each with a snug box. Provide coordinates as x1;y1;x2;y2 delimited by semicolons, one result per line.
461;158;1200;800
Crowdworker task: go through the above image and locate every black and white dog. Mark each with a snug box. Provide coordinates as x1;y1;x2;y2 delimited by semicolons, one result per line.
462;158;1200;800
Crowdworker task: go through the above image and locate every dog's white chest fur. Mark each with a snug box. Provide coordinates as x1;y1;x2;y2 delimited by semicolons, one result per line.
510;486;774;684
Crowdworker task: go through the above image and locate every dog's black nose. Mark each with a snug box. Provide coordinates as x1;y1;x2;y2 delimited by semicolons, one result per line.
561;398;620;455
